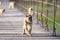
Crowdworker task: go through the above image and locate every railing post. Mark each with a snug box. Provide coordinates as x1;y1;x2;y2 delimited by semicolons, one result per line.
31;0;32;7
37;0;39;24
33;1;35;16
45;0;49;31
41;0;43;27
27;0;28;8
52;0;57;36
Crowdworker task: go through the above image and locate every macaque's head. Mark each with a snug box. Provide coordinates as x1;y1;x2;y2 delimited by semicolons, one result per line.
26;15;29;17
29;7;33;11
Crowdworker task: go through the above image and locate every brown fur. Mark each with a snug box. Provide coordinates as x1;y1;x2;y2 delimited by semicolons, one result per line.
23;16;32;36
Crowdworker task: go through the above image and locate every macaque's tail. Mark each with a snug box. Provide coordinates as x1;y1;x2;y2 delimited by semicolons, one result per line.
2;9;5;13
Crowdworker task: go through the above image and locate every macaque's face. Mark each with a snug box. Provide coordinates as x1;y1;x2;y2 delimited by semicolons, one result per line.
26;17;29;19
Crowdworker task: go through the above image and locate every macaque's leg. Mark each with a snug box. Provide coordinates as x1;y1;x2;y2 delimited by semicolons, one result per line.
25;28;31;36
12;3;14;8
27;24;32;34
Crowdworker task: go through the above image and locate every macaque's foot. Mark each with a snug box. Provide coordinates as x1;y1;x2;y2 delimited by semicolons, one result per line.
26;34;31;37
23;33;26;35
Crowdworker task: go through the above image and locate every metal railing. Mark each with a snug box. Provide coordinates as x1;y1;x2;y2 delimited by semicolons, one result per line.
15;0;60;36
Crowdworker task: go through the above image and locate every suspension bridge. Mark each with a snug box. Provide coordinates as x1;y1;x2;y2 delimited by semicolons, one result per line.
0;0;60;40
